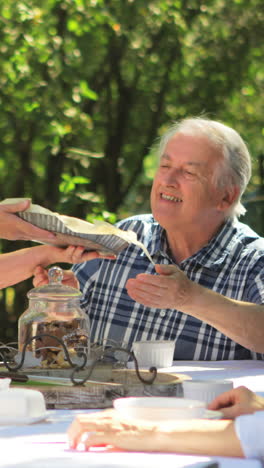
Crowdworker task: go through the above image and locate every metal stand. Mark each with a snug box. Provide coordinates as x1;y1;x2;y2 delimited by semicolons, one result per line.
1;334;157;386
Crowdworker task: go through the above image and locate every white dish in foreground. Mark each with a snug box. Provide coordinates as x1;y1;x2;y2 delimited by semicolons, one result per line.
113;407;222;422
114;397;207;421
0;413;48;426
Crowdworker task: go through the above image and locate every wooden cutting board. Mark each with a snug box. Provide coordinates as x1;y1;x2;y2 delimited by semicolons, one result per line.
6;363;190;409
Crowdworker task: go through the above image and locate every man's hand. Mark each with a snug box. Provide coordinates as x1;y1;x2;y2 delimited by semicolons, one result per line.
126;264;193;309
208;386;264;419
0;200;55;241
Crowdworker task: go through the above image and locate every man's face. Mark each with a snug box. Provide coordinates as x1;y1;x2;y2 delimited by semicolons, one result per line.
150;133;227;232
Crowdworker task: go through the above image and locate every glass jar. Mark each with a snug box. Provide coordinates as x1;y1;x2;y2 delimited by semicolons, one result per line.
18;266;90;369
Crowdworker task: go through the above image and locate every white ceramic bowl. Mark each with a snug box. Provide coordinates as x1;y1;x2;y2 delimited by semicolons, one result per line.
0;378;11;391
132;340;175;368
113;396;206;421
182;379;233;404
0;388;47;424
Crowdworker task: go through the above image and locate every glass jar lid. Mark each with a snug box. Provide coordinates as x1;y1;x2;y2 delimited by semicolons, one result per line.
27;266;82;301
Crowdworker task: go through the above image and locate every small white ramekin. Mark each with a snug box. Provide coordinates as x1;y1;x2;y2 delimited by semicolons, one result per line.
182;379;233;404
132;340;175;368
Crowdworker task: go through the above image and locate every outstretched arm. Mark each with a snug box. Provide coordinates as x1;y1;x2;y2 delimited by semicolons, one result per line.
0;199;55;241
67;409;243;457
126;264;264;353
0;244;112;289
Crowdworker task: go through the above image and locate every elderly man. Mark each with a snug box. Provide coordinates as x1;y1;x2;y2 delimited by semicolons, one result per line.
34;118;264;360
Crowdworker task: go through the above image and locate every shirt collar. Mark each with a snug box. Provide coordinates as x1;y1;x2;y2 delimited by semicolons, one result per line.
182;218;238;268
145;218;169;258
146;217;238;268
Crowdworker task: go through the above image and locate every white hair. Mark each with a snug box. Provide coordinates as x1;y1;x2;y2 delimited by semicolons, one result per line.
156;117;252;218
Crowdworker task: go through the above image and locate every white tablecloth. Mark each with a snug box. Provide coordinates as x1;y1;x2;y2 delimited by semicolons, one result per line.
163;359;264;395
0;360;264;468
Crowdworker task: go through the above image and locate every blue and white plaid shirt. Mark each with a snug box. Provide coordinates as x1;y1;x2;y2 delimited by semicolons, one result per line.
73;214;264;360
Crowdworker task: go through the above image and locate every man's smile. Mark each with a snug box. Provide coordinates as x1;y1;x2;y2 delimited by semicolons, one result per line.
160;193;183;202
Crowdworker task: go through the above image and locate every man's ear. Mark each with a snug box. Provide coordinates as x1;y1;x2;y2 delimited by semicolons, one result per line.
217;185;240;212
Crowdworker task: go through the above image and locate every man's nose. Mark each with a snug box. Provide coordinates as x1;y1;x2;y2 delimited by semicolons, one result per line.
164;168;180;186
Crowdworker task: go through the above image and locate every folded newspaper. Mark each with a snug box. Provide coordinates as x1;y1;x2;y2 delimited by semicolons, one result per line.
1;198;154;262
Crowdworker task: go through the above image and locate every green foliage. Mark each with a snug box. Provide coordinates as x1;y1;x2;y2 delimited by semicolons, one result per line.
0;0;263;217
59;174;90;194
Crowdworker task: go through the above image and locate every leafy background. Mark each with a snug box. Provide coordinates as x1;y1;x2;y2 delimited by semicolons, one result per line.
0;0;263;340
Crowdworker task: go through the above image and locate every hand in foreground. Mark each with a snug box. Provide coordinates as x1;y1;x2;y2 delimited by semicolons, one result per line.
67;409;158;452
67;409;241;457
126;264;193;309
208;386;264;419
0;200;56;241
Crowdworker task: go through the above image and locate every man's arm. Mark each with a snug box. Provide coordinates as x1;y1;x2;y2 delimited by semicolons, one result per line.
126;264;264;353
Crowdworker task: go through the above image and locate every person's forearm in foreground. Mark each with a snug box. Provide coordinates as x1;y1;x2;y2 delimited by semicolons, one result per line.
68;411;244;457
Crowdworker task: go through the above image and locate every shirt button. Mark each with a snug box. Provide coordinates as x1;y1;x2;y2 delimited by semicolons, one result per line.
160;310;166;318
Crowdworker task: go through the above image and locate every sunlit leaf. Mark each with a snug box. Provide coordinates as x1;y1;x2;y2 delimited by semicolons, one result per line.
71;176;90;184
79;81;98;101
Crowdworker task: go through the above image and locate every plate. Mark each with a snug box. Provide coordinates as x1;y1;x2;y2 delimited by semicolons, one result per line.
114;397;206;421
0;198;154;262
18;210;130;255
113;397;223;422
0;412;48;426
112;408;222;422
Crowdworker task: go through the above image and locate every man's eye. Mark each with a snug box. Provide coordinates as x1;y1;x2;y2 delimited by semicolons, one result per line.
183;170;195;177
